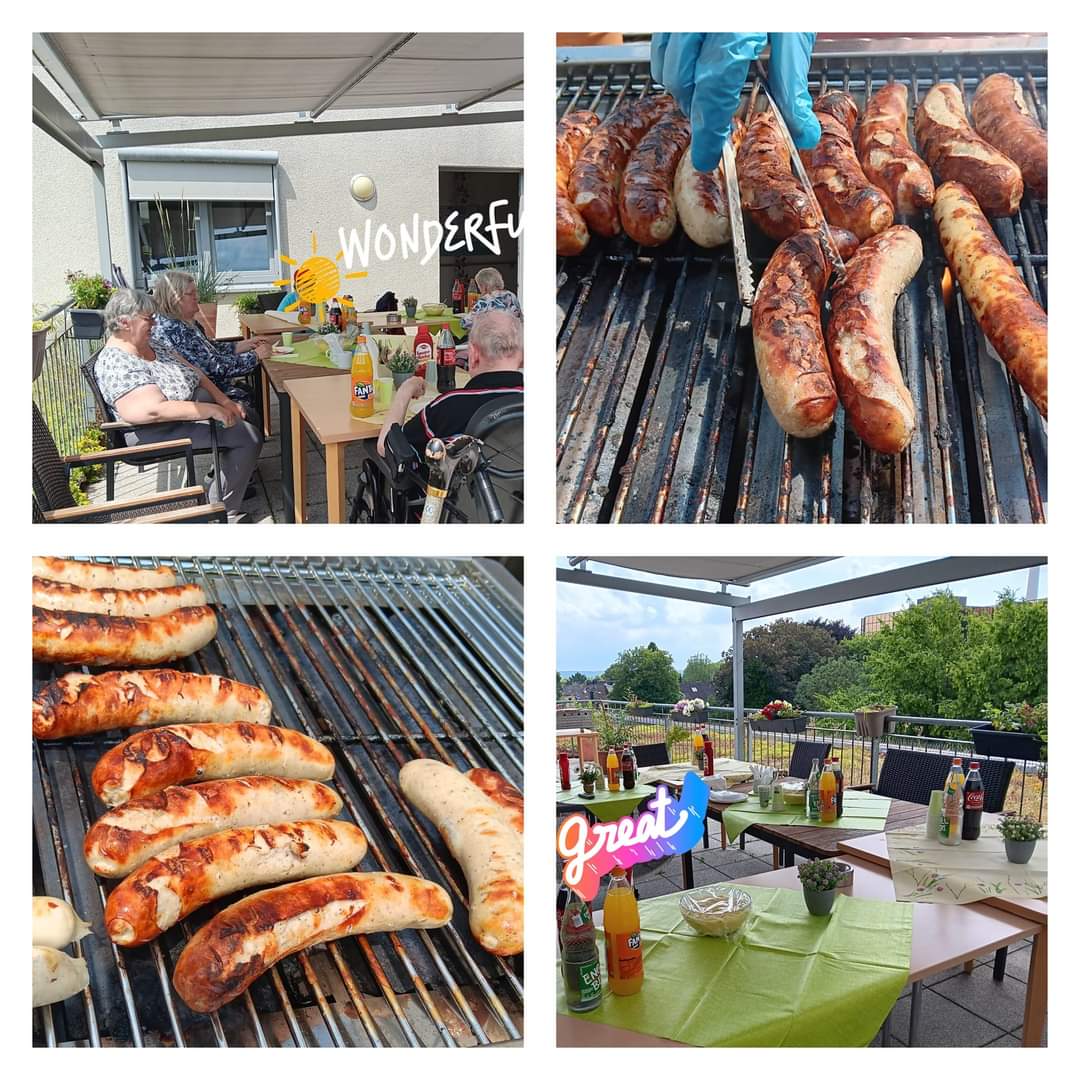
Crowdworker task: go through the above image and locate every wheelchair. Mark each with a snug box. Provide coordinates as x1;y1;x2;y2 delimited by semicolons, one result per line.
348;399;523;523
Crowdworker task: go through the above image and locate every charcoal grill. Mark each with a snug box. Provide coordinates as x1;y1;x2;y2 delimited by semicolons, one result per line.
556;36;1048;523
32;556;523;1047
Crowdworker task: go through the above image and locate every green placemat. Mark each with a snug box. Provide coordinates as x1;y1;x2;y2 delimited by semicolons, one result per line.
264;336;339;369
556;783;657;823
722;790;892;842
557;886;911;1046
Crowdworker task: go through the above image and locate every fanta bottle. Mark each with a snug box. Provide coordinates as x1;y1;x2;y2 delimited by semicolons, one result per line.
603;868;644;996
605;748;620;792
819;758;837;823
350;336;374;419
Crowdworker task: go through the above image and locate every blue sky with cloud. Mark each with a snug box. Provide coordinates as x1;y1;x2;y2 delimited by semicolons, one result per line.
556;557;1046;673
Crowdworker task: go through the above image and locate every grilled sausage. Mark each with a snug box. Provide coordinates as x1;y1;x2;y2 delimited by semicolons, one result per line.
466;768;524;834
172;872;453;1013
829;227;861;261
399;759;523;956
32;557;177;590
84;777;343;878
914;83;1023;217
737;110;824;241
105;820;369;946
800;92;894;240
91;724;335;808
971;73;1047;200
556;110;601;256
569;94;677;238
32;577;206;618
33;946;89;1007
34;669;272;740
856;83;935;214
33;897;93;949
620;109;693;246
933;181;1047;417
751;230;838;438
32;606;218;667
826;224;923;454
673;118;747;248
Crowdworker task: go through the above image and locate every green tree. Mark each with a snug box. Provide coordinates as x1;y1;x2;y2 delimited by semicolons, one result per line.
682;652;717;685
713;619;839;708
563;671;591;685
804;617;857;643
603;642;681;703
795;656;874;713
557;672;564;697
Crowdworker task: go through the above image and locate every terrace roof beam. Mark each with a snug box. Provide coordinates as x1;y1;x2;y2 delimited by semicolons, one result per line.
456;76;525;111
32;33;101;121
309;33;417;119
32;74;104;166
556;567;749;608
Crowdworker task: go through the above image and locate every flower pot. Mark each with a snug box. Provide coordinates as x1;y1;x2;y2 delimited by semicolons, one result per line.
32;327;48;381
392;371;414;390
1004;838;1037;864
70;308;105;340
198;302;218;338
404;305;417;319
803;887;837;916
970;726;1043;762
854;708;895;738
751;714;808;735
581;781;595;798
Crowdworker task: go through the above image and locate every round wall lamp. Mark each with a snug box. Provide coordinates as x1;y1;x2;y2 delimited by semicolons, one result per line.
350;174;376;202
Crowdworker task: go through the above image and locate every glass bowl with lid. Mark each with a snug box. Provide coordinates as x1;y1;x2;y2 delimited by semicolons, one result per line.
679;885;753;937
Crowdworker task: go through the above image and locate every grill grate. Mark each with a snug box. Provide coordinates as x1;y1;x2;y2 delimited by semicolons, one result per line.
556;47;1047;523
33;556;523;1048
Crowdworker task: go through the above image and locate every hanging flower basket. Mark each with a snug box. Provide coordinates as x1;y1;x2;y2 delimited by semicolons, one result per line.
854;705;897;738
970;724;1044;762
750;699;806;734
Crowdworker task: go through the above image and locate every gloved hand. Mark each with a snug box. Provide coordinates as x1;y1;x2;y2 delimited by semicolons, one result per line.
651;32;821;172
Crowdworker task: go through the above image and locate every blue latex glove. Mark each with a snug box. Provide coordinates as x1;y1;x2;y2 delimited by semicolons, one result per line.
651;32;821;172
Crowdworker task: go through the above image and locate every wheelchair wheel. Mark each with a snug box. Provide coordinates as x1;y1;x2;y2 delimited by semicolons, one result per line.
349;459;382;523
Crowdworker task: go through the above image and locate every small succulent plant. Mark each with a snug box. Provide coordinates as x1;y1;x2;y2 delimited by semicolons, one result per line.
387;348;417;374
997;816;1046;842
797;859;848;893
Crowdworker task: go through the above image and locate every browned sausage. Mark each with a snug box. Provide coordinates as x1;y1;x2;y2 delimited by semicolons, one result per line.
737;110;824;241
32;577;206;618
971;74;1046;200
826;225;923;455
32;557;176;590
934;181;1047;417
673;118;747;248
751;230;838;438
800;92;894;240
856;83;935;214
620;110;692;246
466;768;524;834
569;95;677;237
829;227;860;261
556;110;601;256
915;83;1023;217
33;669;272;740
33;606;218;667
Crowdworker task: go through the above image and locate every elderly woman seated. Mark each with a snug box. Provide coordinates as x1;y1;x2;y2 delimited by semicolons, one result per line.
93;288;264;522
461;267;522;331
149;269;271;407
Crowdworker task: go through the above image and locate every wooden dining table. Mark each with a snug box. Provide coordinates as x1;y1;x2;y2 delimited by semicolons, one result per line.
557;854;1043;1048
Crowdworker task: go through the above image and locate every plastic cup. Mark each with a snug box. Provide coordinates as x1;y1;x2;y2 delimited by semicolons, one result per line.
374;377;393;410
281;332;293;347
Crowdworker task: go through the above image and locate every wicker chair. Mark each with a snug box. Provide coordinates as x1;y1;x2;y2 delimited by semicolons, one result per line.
787;740;833;779
33;404;225;523
80;349;222;501
874;748;1015;813
632;742;671;767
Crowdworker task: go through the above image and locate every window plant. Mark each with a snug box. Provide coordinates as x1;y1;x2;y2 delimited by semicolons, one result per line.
797;858;848;915
194;258;233;336
233;293;260;315
66;271;113;340
997;815;1046;864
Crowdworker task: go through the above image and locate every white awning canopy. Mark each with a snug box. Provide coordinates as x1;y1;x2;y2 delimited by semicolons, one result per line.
580;557;835;588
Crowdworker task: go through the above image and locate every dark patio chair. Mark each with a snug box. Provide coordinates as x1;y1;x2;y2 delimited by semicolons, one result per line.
632;743;670;767
873;749;1014;813
79;348;222;501
33;404;225;523
787;739;833;779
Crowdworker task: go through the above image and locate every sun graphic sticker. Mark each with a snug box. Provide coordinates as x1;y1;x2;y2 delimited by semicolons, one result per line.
274;232;368;312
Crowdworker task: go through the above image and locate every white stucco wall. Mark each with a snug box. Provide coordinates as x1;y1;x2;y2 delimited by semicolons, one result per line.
34;102;521;312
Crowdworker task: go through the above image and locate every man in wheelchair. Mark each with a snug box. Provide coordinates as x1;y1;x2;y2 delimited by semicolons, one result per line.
349;311;523;523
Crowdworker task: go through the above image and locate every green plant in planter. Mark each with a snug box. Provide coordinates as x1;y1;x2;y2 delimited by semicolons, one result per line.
580;762;602;784
233;293;260;315
997;816;1046;842
591;705;635;752
797;859;848;892
387;349;417;375
403;295;418;309
67;425;106;505
66;271;113;310
983;702;1048;761
195;258;232;303
666;724;691;761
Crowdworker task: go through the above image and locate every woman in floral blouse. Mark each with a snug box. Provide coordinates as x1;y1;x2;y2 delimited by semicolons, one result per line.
460;267;522;331
150;270;272;407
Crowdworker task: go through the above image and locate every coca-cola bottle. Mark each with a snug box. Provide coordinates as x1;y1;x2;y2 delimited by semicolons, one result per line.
452;276;465;314
621;745;636;790
962;761;984;840
436;323;457;394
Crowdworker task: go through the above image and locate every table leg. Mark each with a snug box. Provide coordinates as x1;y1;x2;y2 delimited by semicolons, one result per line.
908;981;923;1046
326;443;347;523
290;406;308;525
1021;927;1047;1046
276;387;296;523
992;946;1008;982
681;851;695;890
260;366;272;439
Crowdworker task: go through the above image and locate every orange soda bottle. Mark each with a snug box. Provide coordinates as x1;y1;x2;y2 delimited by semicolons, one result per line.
606;748;620;792
350;336;374;419
603;868;644;996
819;757;837;823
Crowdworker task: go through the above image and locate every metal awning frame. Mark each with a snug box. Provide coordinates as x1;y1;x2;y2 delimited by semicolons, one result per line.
559;556;1048;758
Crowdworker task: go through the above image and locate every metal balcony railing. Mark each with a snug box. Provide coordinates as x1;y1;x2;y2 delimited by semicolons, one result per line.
33;300;100;456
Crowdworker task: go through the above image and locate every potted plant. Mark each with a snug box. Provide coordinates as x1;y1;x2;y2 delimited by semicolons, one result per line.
580;762;602;798
997;815;1045;864
672;697;707;720
66;271;113;339
233;293;260;316
195;259;232;337
387;348;417;389
749;699;807;735
854;703;897;738
972;702;1047;762
665;724;691;763
32;310;53;381
403;296;418;318
797;859;847;915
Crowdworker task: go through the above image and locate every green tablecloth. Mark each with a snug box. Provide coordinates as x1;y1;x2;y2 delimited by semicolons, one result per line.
556;782;657;823
721;790;892;842
557;886;912;1046
264;336;338;369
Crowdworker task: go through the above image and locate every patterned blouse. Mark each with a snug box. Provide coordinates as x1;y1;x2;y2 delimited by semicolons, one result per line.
461;290;523;330
150;315;256;402
94;344;201;409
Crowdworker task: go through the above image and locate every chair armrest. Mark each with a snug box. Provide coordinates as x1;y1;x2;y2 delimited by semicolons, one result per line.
847;783;874;791
134;501;228;523
102;418;216;431
63;438;194;465
42;486;210;522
